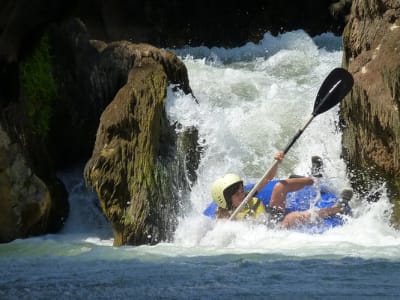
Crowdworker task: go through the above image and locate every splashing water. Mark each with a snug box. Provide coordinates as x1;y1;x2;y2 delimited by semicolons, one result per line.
166;30;400;259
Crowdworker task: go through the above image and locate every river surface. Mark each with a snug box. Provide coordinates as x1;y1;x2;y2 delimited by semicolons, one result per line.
1;30;400;299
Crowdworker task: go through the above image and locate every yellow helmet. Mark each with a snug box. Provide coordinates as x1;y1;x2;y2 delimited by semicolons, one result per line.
211;173;243;209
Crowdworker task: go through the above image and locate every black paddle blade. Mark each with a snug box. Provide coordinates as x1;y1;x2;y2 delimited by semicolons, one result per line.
313;68;354;116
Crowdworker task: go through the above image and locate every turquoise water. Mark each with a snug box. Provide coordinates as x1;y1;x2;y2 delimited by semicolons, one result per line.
1;30;400;299
1;247;400;299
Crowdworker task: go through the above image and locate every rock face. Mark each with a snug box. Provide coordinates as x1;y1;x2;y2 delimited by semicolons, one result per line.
340;0;400;217
0;1;73;243
84;42;198;246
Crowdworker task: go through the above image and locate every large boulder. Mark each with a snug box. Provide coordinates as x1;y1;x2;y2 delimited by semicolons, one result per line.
340;0;400;220
84;42;198;246
0;122;68;242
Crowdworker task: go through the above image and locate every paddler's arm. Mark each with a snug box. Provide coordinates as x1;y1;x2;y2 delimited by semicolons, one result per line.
256;151;284;192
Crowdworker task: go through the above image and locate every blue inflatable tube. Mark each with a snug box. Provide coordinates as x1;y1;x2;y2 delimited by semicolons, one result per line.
203;180;350;233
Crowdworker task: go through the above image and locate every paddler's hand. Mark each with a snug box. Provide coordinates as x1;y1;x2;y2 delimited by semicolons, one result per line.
274;151;284;162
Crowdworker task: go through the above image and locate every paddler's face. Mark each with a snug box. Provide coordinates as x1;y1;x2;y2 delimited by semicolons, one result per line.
231;184;245;208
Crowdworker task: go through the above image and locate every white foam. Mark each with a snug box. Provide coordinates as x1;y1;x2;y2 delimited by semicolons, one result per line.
165;31;400;260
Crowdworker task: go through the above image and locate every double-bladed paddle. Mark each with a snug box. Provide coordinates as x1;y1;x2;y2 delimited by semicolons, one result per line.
229;67;354;220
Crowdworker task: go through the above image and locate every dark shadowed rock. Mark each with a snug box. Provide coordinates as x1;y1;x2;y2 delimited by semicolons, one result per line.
76;0;351;47
0;0;75;243
0;0;76;107
0;122;68;242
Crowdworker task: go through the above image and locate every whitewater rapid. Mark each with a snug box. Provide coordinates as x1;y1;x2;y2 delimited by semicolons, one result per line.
164;30;400;259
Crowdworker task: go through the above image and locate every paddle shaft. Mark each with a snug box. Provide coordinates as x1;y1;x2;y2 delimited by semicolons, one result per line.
228;115;314;220
228;79;343;221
